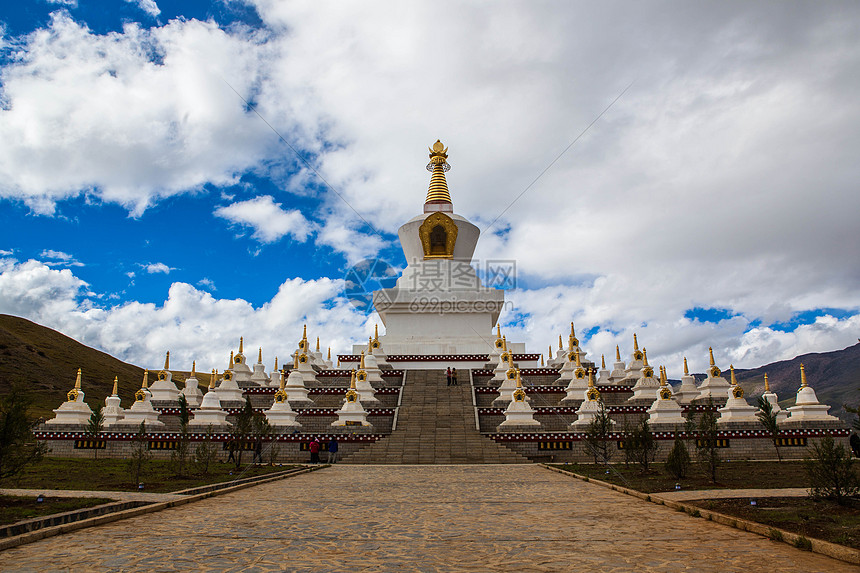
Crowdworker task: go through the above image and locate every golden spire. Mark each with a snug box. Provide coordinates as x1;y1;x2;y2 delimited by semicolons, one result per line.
764;373;770;392
496;324;501;338
273;357;278;372
258;347;263;363
164;351;170;370
660;366;667;386
425;140;452;205
191;361;196;377
515;369;523;388
709;347;715;366
601;355;606;369
588;368;595;387
575;351;582;367
643;349;649;367
293;352;299;369
209;369;216;390
616;345;621;361
800;363;807;388
548;345;553;360
375;324;380;341
502;336;507;351
239;336;244;354
360;351;366;369
74;368;82;389
559;335;563;350
350;371;357;389
142;369;149;389
112;376;118;395
327;348;331;360
316;337;320;352
633;333;639;351
279;368;286;390
229;351;234;369
302;324;307;341
683;357;689;375
540;354;545;367
730;365;737;385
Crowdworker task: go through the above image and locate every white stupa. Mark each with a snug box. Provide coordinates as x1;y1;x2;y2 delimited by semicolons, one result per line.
560;352;590;404
46;368;93;426
759;373;789;423
628;349;661;402
230;337;253;384
672;357;700;405
354;353;381;404
785;364;840;423
149;351;180;403
717;366;759;423
608;345;627;384
103;377;125;427
265;370;301;428
324;348;334;370
180;361;204;407
249;348;270;386
122;370;165;428
555;343;581;386
489;325;504;361
621;334;646;382
269;357;280;387
492;359;521;406
284;354;313;405
595;355;610;385
369;325;391;369
215;353;246;403
331;372;371;427
571;373;614;428
296;349;319;385
646;367;687;427
189;370;231;428
491;339;513;383
499;371;540;428
692;347;731;405
548;335;566;369
310;336;327;369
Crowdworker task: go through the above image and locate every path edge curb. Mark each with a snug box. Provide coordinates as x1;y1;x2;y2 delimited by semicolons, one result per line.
540;463;860;566
0;465;328;552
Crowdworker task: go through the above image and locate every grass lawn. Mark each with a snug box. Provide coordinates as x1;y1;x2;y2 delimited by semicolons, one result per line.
0;458;298;494
0;495;113;526
549;460;809;493
688;497;860;550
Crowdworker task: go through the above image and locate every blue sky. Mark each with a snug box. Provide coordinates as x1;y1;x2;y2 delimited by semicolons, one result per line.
1;1;859;379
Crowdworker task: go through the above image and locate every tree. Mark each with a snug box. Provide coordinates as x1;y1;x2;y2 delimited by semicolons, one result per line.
665;434;691;479
0;385;48;480
626;418;658;472
128;421;151;486
583;400;614;466
805;434;859;503
87;403;105;460
252;413;272;465
756;396;782;462
230;396;255;469
193;425;219;475
695;403;721;483
170;395;190;476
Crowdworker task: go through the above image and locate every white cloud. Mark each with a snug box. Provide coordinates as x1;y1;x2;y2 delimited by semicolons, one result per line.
46;0;77;6
0;249;14;256
214;195;311;243
125;0;160;17
197;277;215;290
144;262;174;274
39;249;84;267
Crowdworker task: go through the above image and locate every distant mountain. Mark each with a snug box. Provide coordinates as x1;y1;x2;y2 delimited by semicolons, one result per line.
729;342;860;422
0;314;204;418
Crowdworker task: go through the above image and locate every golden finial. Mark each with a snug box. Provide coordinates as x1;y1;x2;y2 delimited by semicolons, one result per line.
559;335;563;349
74;368;82;389
575;351;582;367
800;363;807;388
327;348;331;360
258;347;263;363
571;322;576;337
601;354;606;369
142;369;149;388
709;347;715;366
302;324;307;340
316;337;320;352
360;351;366;369
191;360;196;376
540;354;545;367
293;352;299;369
239;336;244;354
588;369;595;388
548;344;553;360
229;351;234;369
209;369;216;390
368;337;373;354
616;345;621;361
375;324;380;341
764;373;770;392
164;351;170;370
350;370;357;389
496;324;501;338
112;376;118;395
683;357;689;375
502;336;507;351
425;140;452;205
515;369;523;388
643;348;649;367
633;333;639;351
729;364;737;385
273;357;278;372
279;368;286;390
660;366;667;386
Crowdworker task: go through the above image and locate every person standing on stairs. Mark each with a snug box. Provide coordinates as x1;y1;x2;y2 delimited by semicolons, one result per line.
446;367;452;386
451;368;458;386
327;437;339;464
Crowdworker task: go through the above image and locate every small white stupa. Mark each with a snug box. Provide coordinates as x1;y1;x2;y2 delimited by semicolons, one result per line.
103;377;125;427
296;349;319;385
215;353;246;404
595;355;610;385
324;348;334;370
180;361;204;407
230;337;253;384
294;325;311;363
149;351;180;403
489;325;504;361
555;342;581;386
646;367;687;427
362;341;386;385
548;335;567;369
621;334;646;382
354;352;381;404
760;373;789;423
331;372;371;427
265;369;301;428
608;345;627;384
284;353;313;405
560;352;590;404
122;370;165;428
249;348;270;386
269;357;280;387
717;365;759;424
499;371;540;428
692;347;731;404
785;364;840;423
310;336;327;369
571;372;614;428
189;370;231;428
628;349;661;401
491;337;512;383
672;357;700;405
492;358;521;406
369;325;391;369
46;368;93;426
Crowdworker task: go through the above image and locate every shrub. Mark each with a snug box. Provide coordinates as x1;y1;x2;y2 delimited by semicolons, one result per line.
0;385;48;479
805;435;859;503
665;435;691;479
767;528;783;542
794;535;812;551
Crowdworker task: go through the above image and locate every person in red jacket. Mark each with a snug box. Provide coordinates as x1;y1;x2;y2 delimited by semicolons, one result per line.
309;437;320;464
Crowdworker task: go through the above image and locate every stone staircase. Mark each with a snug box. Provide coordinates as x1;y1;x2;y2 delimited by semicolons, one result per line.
342;369;529;464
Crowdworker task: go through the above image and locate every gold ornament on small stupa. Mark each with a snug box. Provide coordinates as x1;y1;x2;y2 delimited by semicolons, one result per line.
425;140;452;205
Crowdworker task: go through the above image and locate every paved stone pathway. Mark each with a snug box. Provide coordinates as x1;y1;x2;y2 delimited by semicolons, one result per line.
0;465;853;572
0;488;186;503
656;487;809;501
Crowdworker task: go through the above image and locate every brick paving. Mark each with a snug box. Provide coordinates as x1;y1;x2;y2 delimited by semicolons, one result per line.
656;487;809;501
0;488;186;503
0;465;853;572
